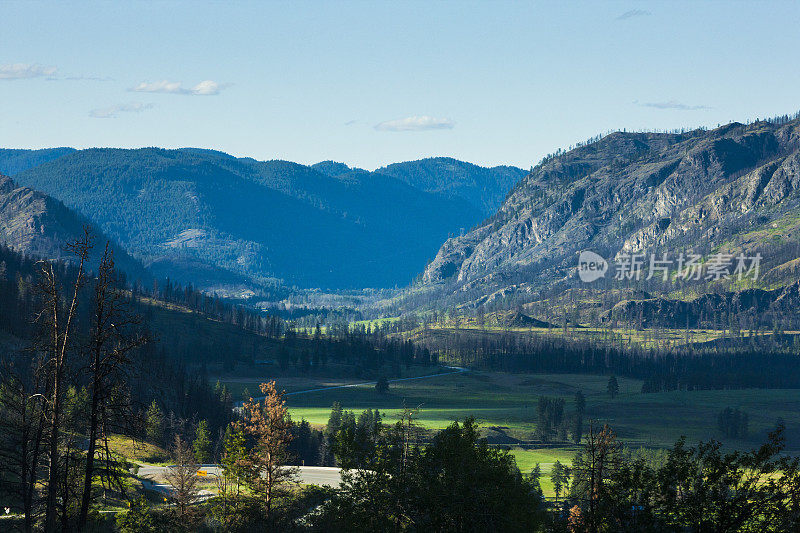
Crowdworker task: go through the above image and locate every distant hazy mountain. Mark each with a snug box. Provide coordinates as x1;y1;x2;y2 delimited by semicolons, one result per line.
11;148;487;289
0;148;76;175
312;158;526;216
375;158;527;216
420;116;800;309
0;174;147;280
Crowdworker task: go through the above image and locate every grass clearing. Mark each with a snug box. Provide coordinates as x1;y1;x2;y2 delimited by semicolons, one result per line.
217;368;800;497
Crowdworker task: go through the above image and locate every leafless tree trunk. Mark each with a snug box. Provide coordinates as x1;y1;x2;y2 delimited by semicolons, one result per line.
39;229;91;532
77;243;147;529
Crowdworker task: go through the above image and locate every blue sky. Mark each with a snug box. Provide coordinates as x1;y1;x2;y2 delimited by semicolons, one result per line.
1;1;799;170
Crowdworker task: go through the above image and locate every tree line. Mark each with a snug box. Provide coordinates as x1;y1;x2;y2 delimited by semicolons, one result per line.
0;231;233;531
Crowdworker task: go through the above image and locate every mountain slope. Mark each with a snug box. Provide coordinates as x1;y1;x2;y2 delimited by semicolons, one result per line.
0;174;147;280
11;148;484;289
0;148;76;175
311;157;525;217
420;117;800;309
375;157;526;216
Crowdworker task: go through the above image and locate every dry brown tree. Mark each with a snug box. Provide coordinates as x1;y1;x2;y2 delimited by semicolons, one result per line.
240;381;297;524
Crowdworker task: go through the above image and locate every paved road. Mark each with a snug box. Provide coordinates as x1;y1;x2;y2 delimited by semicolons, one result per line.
136;464;343;496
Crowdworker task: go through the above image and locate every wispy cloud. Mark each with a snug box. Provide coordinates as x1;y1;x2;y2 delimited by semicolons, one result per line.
89;102;155;119
640;100;711;111
0;63;57;80
62;75;114;82
131;79;227;95
374;115;455;132
616;9;651;20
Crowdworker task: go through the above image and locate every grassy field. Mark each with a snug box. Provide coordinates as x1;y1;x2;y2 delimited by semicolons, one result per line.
217;368;800;497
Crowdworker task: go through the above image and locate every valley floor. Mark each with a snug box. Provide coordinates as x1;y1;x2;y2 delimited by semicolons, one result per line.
214;366;800;498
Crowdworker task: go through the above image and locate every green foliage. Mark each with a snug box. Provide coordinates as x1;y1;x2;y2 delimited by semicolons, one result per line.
565;424;800;532
193;419;212;464
550;460;570;502
11;148;486;288
116;498;157;533
717;407;749;439
573;390;585;444
536;396;566;442
607;375;619;399
375;375;389;394
221;423;247;481
145;400;165;445
313;415;545;532
331;408;382;469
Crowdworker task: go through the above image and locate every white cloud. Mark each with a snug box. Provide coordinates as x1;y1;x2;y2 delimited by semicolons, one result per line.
0;63;57;80
616;9;651;20
640;100;711;111
374;115;455;132
89;102;155;119
131;79;226;95
190;80;222;95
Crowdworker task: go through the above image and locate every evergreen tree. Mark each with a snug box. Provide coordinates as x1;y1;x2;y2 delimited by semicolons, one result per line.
551;460;570;502
607;376;619;399
145;400;165;445
193;420;212;464
573;390;586;444
116;497;157;533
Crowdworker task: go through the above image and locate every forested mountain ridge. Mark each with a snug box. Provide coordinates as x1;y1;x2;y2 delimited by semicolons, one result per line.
312;157;526;216
9;148;488;289
0;174;147;280
0;147;76;176
418;116;800;311
375;157;527;216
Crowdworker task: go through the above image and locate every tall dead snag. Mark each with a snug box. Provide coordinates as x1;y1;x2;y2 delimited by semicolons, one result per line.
37;228;91;533
241;381;297;524
77;242;148;529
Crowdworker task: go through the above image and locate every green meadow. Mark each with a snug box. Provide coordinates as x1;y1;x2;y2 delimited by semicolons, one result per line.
218;368;800;496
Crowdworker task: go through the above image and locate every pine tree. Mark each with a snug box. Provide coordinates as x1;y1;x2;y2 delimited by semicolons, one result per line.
551;460;571;502
240;381;297;524
193;420;212;464
607;376;619;399
145;400;165;445
573;390;586;444
375;376;389;394
164;435;199;518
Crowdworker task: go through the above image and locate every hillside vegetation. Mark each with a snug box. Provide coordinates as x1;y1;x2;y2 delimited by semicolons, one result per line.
8;149;525;290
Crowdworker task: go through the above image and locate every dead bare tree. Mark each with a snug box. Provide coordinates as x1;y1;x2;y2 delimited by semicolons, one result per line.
77;242;148;529
37;228;91;533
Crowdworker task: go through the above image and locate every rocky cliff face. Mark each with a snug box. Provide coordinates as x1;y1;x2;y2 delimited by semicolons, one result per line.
421;118;800;304
0;175;147;279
